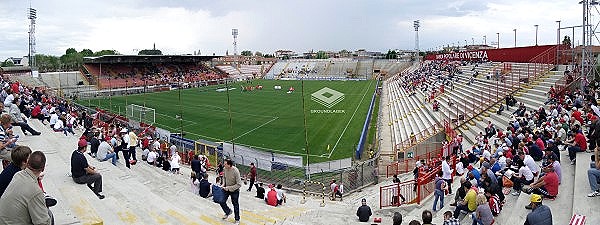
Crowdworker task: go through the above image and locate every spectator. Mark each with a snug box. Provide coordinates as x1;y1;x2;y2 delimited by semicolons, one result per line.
212;177;225;203
443;211;460;225
356;198;372;222
450;177;468;207
89;132;100;158
275;184;287;205
191;155;201;177
393;212;403;225
71;139;105;199
96;137;117;166
0;114;18;163
524;194;552;225
0;145;31;197
254;183;265;199
219;159;242;224
511;158;534;195
421;210;433;225
442;156;453;195
471;194;493;225
524;164;559;201
5;101;40;136
147;148;157;166
433;171;446;212
171;151;181;174
453;181;476;219
567;128;587;165
199;173;211;198
519;151;540;176
128;129;138;162
190;172;199;195
409;220;422;225
265;184;278;207
247;163;257;192
0;151;52;225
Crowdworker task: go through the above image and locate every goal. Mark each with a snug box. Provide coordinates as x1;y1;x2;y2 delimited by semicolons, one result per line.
125;104;156;125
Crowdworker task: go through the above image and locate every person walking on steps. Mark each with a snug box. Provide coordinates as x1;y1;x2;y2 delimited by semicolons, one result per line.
219;159;241;225
247;163;256;192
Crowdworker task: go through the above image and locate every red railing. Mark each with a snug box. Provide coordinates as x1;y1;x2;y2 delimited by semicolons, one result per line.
387;143;446;177
380;180;417;208
381;155;457;208
394;122;443;153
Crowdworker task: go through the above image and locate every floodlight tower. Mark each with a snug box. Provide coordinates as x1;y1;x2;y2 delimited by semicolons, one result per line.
580;0;600;85
413;20;420;62
232;28;238;68
28;7;37;68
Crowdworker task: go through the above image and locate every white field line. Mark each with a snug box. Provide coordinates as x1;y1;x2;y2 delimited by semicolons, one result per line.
232;117;279;141
327;81;372;158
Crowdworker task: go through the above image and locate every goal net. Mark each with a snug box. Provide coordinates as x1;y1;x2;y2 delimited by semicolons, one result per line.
126;104;156;125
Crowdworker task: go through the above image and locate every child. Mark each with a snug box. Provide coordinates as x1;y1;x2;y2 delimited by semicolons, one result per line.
190;172;199;195
171;152;181;174
212;177;224;204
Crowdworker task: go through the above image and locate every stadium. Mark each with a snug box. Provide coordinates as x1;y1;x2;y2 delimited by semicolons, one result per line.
0;0;599;225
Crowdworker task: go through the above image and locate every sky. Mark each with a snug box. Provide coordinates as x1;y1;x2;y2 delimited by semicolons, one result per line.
0;0;587;61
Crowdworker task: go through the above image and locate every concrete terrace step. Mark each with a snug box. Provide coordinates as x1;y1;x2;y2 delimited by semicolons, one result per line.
573;152;600;225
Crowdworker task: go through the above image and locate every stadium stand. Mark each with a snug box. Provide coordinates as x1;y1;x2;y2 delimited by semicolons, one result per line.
265;59;410;80
82;55;227;89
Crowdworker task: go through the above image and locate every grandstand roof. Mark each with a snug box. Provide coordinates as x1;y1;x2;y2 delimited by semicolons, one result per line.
0;66;32;72
83;55;221;64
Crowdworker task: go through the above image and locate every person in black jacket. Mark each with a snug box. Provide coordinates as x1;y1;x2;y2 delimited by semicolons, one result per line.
191;155;201;178
255;183;265;199
198;173;211;198
356;198;372;222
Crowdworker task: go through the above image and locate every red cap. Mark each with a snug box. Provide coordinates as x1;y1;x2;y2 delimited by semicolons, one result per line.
78;139;88;148
467;165;474;170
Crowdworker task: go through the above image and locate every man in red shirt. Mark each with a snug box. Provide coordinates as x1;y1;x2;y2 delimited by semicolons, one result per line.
264;184;278;206
247;163;257;192
525;165;559;208
568;128;587;165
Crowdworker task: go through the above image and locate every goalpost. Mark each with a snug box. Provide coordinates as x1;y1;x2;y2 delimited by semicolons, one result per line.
126;104;156;125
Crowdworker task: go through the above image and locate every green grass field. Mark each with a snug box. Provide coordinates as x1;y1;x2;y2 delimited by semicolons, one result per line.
80;79;377;163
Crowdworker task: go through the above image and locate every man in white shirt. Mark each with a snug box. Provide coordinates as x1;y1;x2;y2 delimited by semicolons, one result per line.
147;149;157;166
96;138;117;166
49;111;58;128
442;156;453;194
275;184;286;205
152;138;160;151
520;152;541;176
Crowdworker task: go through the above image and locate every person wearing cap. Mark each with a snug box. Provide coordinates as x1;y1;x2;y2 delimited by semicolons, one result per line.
96;136;117;166
264;184;278;207
524;194;552;225
71;139;105;199
356;198;372;222
545;139;560;162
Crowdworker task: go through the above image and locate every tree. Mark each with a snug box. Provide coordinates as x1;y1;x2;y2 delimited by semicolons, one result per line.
562;36;572;47
241;50;252;56
35;54;60;72
254;51;263;57
316;51;329;59
263;54;274;58
138;49;162;55
65;48;78;55
94;50;119;56
80;49;94;57
0;60;14;67
385;50;398;59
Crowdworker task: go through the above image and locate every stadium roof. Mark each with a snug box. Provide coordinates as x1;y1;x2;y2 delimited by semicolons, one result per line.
83;55;222;64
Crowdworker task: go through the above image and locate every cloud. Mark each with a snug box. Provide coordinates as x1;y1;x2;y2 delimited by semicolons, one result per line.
0;0;588;61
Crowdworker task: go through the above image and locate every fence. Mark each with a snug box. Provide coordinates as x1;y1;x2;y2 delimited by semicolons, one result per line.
380;155;456;208
300;180;326;207
356;79;380;159
387;142;446;177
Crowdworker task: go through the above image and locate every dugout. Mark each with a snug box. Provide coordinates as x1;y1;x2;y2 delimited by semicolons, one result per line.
194;139;219;168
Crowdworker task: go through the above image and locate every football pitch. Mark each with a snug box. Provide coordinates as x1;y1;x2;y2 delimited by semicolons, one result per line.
81;79;377;163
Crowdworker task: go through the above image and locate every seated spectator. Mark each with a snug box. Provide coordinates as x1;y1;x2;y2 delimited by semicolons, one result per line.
524;164;559;201
190;172;199;195
199;173;211;198
443;210;460;225
265;184;278;207
0;114;18;163
0;151;52;225
96;137;117;166
170;151;181;174
519;151;540;176
567;128;587;165
5;101;40;136
275;184;286;205
422;210;433;225
453;181;476;219
450;177;467;207
147;148;158;166
255;183;265;199
356;199;372;222
0;145;31;197
71;139;105;199
393;212;403;225
471;194;494;225
524;194;552;225
511;160;534;195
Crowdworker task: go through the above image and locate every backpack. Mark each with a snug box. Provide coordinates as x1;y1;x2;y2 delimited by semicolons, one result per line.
212;185;225;203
